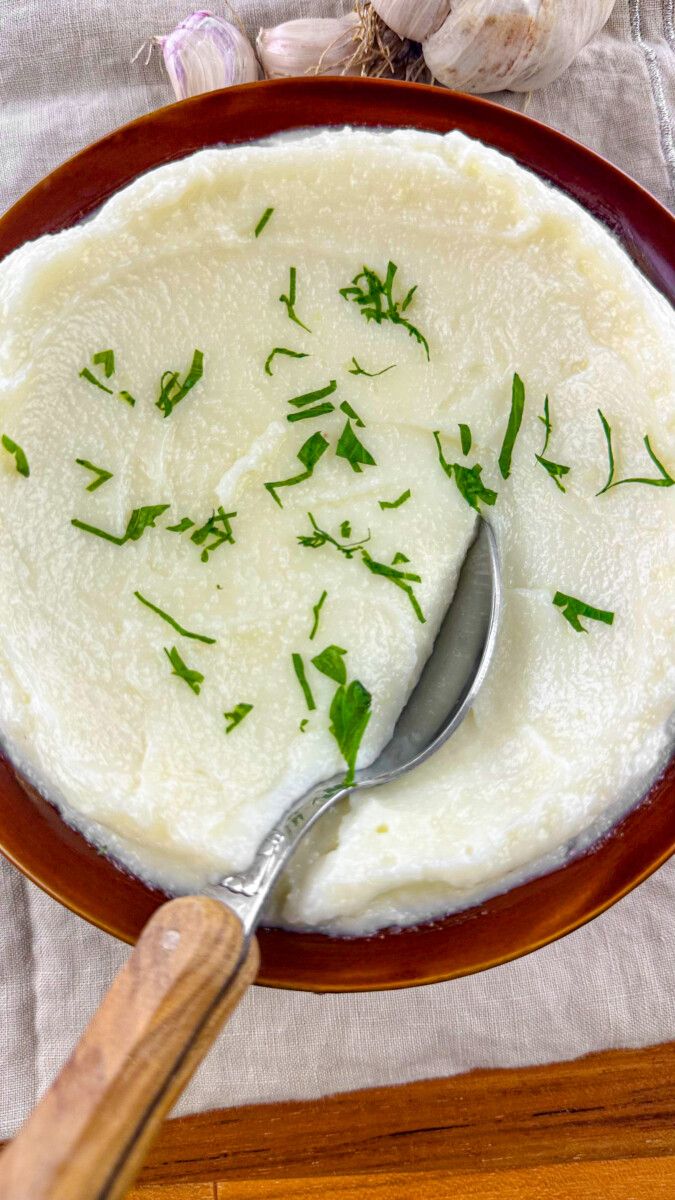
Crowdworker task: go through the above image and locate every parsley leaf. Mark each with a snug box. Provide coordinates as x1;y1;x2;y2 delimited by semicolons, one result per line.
498;373;525;480
134;591;216;644
287;403;335;423
156;349;204;418
292;652;316;711
340;520;351;538
164;645;204;694
392;551;409;564
329;679;372;786
340;262;429;360
596;409;674;494
265;432;329;508
264;347;309;376
75;458;113;492
339;399;365;428
92;349;115;378
117;390;136;407
72;503;169;545
297;512;371;558
254;207;274;237
79;367;113;395
361;551;425;624
553;591;615;633
280;266;311;333
534;396;569;492
459;423;472;456
349;357;395;377
224;703;253;733
288;380;337;408
189;508;237;563
336;419;377;472
311;644;347;685
1;435;30;477
309;590;327;640
166;517;195;533
433;431;497;512
379;488;411;511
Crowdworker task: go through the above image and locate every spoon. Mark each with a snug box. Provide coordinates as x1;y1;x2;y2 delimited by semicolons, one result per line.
0;518;501;1200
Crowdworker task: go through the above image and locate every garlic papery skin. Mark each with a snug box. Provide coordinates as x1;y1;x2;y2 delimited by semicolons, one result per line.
257;15;362;79
158;10;259;101
370;0;451;44
423;0;617;94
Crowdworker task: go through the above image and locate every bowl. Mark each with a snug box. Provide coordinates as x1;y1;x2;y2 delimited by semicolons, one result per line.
0;76;673;992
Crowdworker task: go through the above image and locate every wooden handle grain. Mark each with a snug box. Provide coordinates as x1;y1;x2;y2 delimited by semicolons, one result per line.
0;895;258;1200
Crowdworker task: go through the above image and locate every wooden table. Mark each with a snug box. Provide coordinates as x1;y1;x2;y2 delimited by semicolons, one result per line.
127;1042;675;1198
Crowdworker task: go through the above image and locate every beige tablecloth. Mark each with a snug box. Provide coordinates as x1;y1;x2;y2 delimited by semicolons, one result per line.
0;0;674;1140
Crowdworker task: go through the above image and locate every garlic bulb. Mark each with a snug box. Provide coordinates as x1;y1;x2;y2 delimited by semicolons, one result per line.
370;0;450;44
424;0;616;94
156;10;259;101
257;15;362;79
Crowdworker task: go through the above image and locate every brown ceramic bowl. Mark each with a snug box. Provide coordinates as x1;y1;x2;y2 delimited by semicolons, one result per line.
0;77;673;992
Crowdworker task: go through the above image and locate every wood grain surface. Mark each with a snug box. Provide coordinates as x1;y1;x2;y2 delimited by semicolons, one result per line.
116;1041;675;1198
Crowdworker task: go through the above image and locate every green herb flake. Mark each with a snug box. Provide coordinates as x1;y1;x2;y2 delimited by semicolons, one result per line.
433;431;497;513
299;718;309;732
349;357;395;378
340;520;351;538
288;380;337;409
379;488;411;511
311;644;347;685
79;367;113;395
392;551;410;564
134;591;216;644
534;396;569;492
309;589;327;640
156;349;204;418
297;512;371;558
118;390;136;408
340;399;365;428
224;703;253;733
329;679;372;786
287;403;335;423
497;373;525;480
279;266;311;333
72;503;169;546
92;349;115;378
459;424;472;457
336;419;377;473
292;653;316;711
265;432;329;508
164;645;204;694
1;435;30;478
264;347;309;376
596;409;674;495
166;517;196;534
254;207;274;238
75;458;113;492
340;262;429;360
552;591;615;634
189;508;236;563
361;551;425;624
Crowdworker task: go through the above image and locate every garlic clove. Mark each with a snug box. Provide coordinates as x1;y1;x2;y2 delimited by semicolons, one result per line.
370;0;451;44
257;15;362;79
423;0;616;95
158;10;259;101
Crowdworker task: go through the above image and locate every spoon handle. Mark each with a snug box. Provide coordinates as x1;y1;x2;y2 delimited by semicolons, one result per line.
0;896;258;1200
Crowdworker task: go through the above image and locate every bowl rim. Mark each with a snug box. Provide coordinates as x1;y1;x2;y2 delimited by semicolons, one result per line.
0;75;673;992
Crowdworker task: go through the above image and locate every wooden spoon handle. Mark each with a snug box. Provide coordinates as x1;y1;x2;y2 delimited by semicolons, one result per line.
0;895;258;1200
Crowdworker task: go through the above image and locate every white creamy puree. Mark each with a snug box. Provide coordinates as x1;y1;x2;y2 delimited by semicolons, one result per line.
0;128;673;935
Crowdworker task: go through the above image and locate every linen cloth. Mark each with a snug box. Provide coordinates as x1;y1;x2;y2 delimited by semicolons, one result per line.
0;0;674;1139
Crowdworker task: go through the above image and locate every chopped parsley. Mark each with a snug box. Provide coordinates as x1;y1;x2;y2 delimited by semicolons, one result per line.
287;403;335;423
264;347;309;376
279;266;311;333
336;419;376;472
80;351;134;405
340;262;429;360
265;432;329;507
340;520;351;537
79;367;113;395
1;435;30;477
254;207;274;237
167;508;236;562
309;590;327;640
297;512;371;558
339;399;365;428
164;645;204;694
167;517;195;534
224;703;253;733
118;390;136;407
292;653;316;711
535;396;569;492
498;373;525;480
134;591;216;644
349;357;395;377
434;431;497;512
361;551;425;624
72;503;169;545
459;424;472;457
379;488;411;511
329;679;372;785
299;718;309;732
311;644;347;685
288;380;337;409
392;551;410;564
92;349;115;377
75;458;113;492
552;591;615;633
156;349;204;418
596;409;674;494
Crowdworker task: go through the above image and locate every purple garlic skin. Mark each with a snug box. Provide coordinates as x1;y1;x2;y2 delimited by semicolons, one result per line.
159;10;259;101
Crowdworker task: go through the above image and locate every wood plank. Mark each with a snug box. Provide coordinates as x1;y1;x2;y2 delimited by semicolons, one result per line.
138;1042;675;1186
130;1187;215;1200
